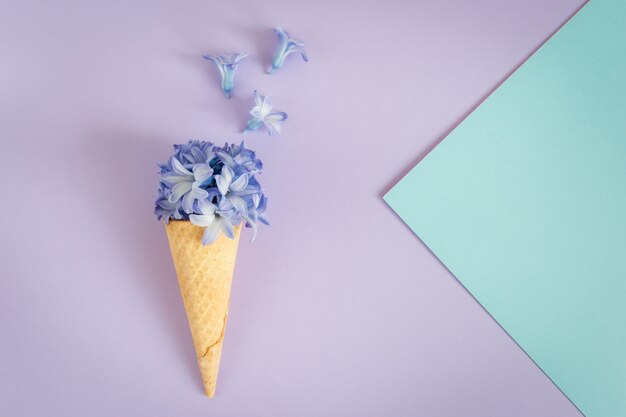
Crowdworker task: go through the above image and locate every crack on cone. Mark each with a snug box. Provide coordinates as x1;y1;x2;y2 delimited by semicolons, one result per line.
201;311;228;359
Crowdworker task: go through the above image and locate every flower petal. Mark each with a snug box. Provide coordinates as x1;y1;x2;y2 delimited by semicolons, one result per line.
229;174;248;192
233;52;249;64
190;213;216;227
168;182;192;203
190;184;209;199
190;147;206;163
161;174;192;185
171;157;193;176
260;95;272;115
158;199;176;210
216;151;236;168
274;27;287;42
228;195;248;216
259;214;270;225
202;54;218;63
266;111;288;122
264;119;282;135
222;164;234;184
201;220;222;245
245;117;264;132
215;175;229;196
257;194;268;212
219;216;235;239
197;199;217;215
182;191;195;214
193;163;213;185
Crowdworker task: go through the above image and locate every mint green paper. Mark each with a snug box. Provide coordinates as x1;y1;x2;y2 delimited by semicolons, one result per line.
384;1;626;416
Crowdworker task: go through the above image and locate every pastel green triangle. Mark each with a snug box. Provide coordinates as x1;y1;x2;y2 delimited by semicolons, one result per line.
385;1;626;416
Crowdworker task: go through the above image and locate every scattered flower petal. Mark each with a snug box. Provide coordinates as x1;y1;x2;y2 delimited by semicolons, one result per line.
202;52;249;98
244;91;288;136
268;27;308;74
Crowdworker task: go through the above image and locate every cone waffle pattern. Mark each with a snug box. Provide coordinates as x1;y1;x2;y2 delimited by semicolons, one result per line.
165;221;241;398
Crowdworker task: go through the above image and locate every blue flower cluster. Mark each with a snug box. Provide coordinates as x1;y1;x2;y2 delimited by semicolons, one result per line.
201;27;307;137
155;140;269;245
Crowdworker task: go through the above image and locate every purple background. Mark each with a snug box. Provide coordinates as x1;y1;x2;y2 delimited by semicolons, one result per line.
1;1;586;416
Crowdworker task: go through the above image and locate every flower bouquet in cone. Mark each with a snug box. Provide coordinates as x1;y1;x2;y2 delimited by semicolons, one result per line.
155;140;269;397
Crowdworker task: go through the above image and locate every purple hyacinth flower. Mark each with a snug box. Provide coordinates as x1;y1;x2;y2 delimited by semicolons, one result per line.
202;52;249;98
267;27;308;74
155;140;269;245
244;91;288;136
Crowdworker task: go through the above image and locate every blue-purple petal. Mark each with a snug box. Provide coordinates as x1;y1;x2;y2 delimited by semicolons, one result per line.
219;217;235;239
190;213;216;227
171;157;193;176
201;220;222;245
168;181;192;203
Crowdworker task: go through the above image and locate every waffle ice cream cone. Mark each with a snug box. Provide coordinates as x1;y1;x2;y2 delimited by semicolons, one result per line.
164;220;242;398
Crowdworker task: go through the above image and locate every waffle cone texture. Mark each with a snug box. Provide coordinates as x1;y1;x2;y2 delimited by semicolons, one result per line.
164;221;242;398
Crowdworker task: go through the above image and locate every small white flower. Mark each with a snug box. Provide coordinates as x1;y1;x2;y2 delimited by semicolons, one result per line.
244;90;288;136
